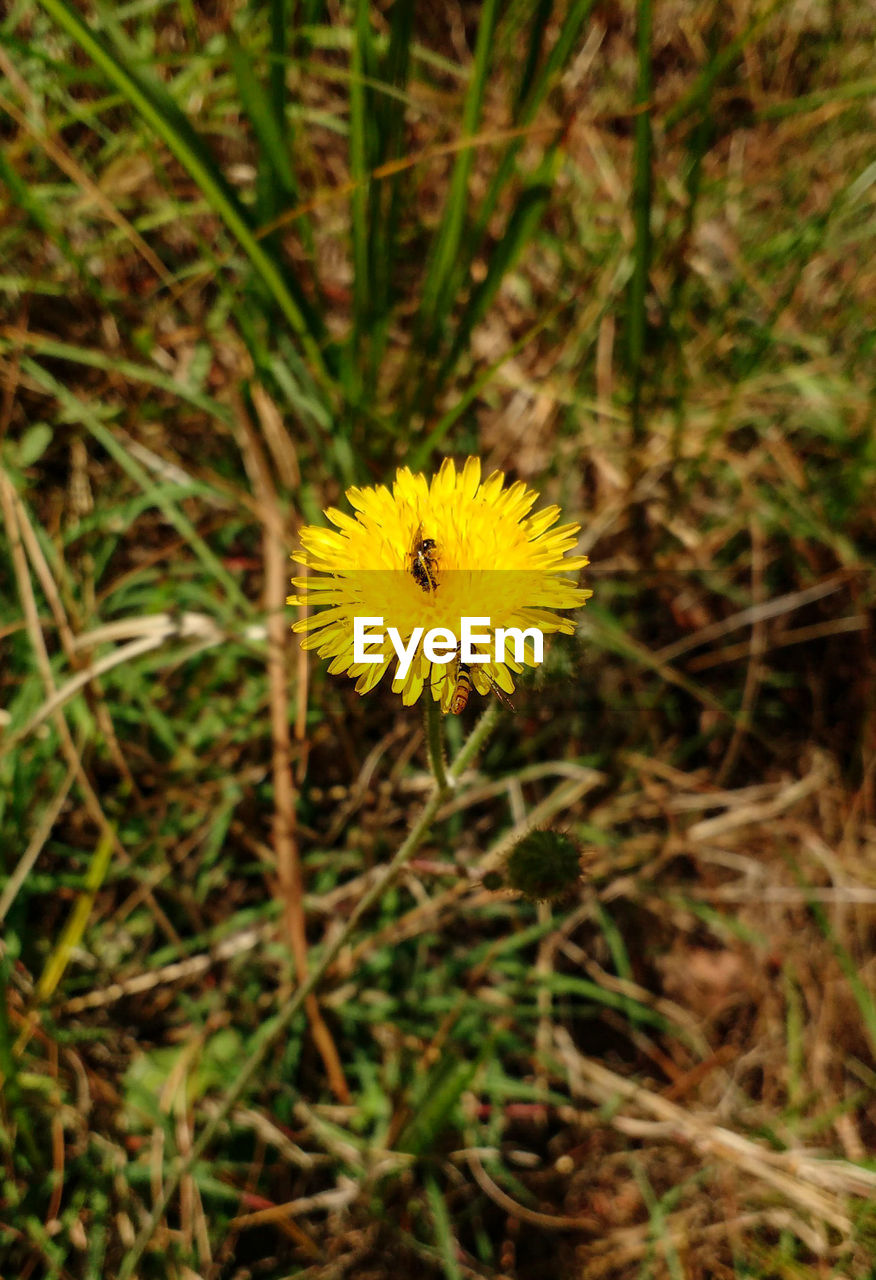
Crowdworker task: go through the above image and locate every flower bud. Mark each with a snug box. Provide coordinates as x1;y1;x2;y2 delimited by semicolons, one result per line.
502;829;583;902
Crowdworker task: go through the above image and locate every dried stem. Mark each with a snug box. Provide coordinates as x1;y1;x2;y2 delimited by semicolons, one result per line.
230;390;349;1105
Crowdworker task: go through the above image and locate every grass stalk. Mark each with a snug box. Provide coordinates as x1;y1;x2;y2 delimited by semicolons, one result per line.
628;0;653;452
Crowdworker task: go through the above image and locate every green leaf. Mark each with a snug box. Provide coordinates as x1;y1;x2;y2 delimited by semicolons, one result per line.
15;424;54;468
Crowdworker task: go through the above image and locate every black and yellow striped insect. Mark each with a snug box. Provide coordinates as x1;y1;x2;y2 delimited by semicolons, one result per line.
449;659;474;714
446;655;515;715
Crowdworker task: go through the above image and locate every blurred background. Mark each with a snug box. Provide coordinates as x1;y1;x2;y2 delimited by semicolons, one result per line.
1;1;875;1276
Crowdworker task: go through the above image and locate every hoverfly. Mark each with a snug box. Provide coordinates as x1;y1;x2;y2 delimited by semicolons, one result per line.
445;654;516;716
449;659;474;714
408;523;439;593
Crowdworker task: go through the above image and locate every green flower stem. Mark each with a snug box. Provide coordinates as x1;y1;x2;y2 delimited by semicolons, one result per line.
448;701;499;779
119;700;499;1280
425;693;450;793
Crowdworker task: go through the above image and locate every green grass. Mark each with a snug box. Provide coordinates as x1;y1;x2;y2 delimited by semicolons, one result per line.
2;1;876;1277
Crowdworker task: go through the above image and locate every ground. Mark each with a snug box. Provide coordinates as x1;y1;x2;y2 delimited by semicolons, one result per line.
1;1;875;1277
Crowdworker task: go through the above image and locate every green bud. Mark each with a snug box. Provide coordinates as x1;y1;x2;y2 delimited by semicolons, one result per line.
481;870;505;892
503;829;583;902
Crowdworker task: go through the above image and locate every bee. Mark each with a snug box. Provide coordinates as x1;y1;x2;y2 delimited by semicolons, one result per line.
408;523;439;593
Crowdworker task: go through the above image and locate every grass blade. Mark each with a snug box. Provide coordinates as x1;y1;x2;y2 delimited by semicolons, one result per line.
513;0;554;117
417;0;500;336
439;169;555;381
425;1175;464;1280
268;0;287;131
34;826;114;1003
349;0;374;382
395;1046;484;1157
34;0;333;394
366;0;415;389
458;0;595;280
628;0;653;453
410;0;594;414
228;36;297;206
22;359;251;615
410;298;567;469
664;0;784;132
0;333;233;426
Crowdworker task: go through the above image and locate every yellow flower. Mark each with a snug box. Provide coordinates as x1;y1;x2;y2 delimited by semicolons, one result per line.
288;457;591;712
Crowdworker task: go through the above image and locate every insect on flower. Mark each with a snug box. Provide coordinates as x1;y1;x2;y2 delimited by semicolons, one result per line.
288;457;591;712
408;523;439;593
442;653;516;716
449;658;472;714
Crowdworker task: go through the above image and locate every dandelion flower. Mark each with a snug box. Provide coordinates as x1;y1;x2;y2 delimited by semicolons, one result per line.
289;457;591;712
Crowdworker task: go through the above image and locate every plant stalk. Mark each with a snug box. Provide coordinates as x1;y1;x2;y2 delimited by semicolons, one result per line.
425;691;450;794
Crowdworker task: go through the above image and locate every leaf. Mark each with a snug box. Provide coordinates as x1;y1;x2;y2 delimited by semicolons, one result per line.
15;424;54;468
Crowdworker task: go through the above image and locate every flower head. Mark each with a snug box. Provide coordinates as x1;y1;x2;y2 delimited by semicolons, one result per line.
289;457;590;711
502;829;584;901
